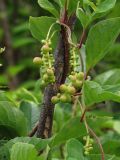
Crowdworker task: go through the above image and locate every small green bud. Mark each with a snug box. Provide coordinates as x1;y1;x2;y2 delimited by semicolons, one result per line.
33;57;42;65
41;44;51;52
40;80;46;88
60;94;68;103
77;72;84;80
51;96;59;104
0;47;5;54
84;151;89;155
47;68;54;76
88;147;93;151
73;80;82;89
43;74;48;81
57;93;61;98
67;86;76;95
89;138;94;144
69;75;77;82
41;40;46;44
60;84;67;93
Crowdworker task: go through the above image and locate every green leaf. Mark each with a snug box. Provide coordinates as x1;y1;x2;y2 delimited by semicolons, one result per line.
16;88;38;103
38;0;59;17
102;140;120;157
20;101;40;131
83;81;120;106
95;0;116;14
76;7;90;28
8;137;49;151
50;117;86;147
0;137;49;160
0;101;27;139
66;139;84;160
10;142;38;160
91;0;116;20
94;69;120;86
86;18;120;71
88;154;120;160
29;16;59;49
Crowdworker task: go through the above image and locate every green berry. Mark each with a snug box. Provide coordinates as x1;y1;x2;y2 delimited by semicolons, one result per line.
77;72;84;80
67;86;76;95
51;96;59;104
41;44;51;52
60;94;68;103
33;57;42;65
60;84;67;93
84;151;89;155
69;75;77;83
66;95;72;103
43;74;48;81
89;138;94;144
41;40;46;44
88;147;93;151
47;68;54;76
57;93;61;98
73;80;82;89
40;80;46;88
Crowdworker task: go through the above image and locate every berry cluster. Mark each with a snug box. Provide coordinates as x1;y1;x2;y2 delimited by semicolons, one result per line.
33;39;55;87
51;71;84;104
68;71;84;89
51;85;76;104
83;136;94;155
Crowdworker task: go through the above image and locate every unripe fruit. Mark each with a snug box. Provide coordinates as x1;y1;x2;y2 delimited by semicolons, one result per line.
41;44;51;52
89;138;94;144
69;75;77;83
60;94;68;103
73;80;82;89
41;40;46;44
40;80;46;88
43;74;48;81
51;96;59;104
84;151;89;155
60;84;67;93
66;95;72;103
57;93;61;98
67;86;76;95
88;147;93;151
77;72;84;80
47;68;54;76
33;57;42;65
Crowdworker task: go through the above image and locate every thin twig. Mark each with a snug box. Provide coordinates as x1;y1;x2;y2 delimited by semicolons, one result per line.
88;126;105;160
78;30;86;49
72;96;79;117
80;109;87;122
28;122;39;137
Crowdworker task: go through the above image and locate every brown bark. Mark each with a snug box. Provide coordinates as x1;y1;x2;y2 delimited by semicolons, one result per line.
36;13;76;138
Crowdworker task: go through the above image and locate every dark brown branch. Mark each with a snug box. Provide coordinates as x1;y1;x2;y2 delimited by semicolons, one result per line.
36;12;76;138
